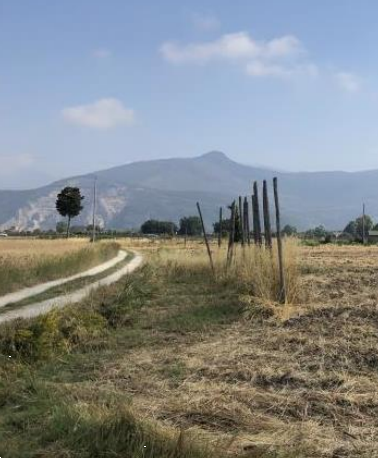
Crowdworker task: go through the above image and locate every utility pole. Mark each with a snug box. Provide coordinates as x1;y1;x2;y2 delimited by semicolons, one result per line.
92;176;97;243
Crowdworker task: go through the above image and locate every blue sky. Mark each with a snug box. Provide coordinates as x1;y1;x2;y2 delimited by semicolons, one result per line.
1;0;378;188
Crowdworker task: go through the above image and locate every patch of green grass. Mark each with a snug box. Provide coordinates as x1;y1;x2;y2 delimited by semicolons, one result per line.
158;299;242;333
0;373;219;458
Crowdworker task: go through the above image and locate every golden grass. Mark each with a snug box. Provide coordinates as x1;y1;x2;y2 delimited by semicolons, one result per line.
108;240;378;456
0;238;120;295
0;237;87;266
134;237;302;306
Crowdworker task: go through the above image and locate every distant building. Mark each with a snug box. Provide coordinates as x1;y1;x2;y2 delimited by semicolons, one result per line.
368;230;378;244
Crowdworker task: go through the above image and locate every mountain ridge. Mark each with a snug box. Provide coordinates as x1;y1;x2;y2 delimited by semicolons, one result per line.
1;151;377;231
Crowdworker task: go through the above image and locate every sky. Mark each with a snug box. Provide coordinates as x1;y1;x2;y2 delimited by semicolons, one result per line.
1;0;378;188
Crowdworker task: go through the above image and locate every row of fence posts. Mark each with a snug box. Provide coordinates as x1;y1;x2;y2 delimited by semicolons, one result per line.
196;177;286;303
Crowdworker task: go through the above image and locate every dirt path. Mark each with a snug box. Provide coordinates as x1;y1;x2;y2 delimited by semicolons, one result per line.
0;250;128;309
0;252;143;324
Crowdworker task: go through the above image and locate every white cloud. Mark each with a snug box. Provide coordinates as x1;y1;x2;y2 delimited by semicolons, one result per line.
335;72;362;93
246;61;292;78
92;48;112;59
0;153;35;174
160;32;303;64
246;61;319;79
161;31;365;87
192;13;221;31
62;98;135;130
160;31;320;81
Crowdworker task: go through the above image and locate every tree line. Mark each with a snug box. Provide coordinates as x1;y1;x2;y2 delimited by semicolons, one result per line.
52;185;378;243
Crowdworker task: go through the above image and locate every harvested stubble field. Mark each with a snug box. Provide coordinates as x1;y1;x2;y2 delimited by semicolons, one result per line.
1;239;378;457
0;238;120;295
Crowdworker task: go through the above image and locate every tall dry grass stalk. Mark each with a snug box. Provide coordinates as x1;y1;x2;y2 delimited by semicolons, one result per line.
224;239;302;304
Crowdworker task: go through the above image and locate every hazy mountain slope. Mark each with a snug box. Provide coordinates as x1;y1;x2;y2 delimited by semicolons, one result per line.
0;151;377;231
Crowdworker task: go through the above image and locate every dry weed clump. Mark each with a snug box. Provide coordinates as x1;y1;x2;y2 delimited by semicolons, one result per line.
146;238;303;308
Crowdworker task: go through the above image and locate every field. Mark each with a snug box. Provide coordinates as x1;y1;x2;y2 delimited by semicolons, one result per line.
1;239;378;457
0;238;120;295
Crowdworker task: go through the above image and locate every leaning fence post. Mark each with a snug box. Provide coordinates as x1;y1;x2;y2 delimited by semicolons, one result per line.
273;177;286;303
227;201;236;269
196;202;215;275
218;207;223;248
263;180;272;249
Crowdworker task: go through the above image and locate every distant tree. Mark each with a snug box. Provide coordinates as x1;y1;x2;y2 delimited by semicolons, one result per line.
56;187;84;238
344;215;373;241
70;225;87;234
86;224;102;233
356;215;373;241
344;220;357;237
178;216;202;236
305;225;327;239
140;219;178;235
213;218;230;236
282;224;297;236
313;225;327;238
56;221;67;234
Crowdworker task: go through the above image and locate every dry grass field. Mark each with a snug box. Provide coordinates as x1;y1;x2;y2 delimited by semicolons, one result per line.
0;238;120;295
0;237;87;260
1;238;378;457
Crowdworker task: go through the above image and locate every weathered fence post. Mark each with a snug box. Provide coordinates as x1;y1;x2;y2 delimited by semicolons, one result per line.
362;203;366;245
218;207;223;248
263;180;272;249
196;202;215;275
273;177;286;303
227;201;236;269
252;194;258;244
239;196;245;246
244;197;251;245
253;181;262;246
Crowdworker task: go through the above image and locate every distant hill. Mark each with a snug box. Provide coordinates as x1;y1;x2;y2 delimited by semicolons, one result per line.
0;151;377;231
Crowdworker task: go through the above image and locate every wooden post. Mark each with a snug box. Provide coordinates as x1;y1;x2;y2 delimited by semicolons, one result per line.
218;207;223;248
263;180;272;249
253;181;262;246
244;197;251;245
239;196;245;246
252;194;258;244
91;176;97;243
362;203;366;245
196;202;215;275
227;201;236;268
273;177;286;303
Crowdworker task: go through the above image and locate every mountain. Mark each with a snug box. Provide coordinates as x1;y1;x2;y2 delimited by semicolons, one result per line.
0;151;377;231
